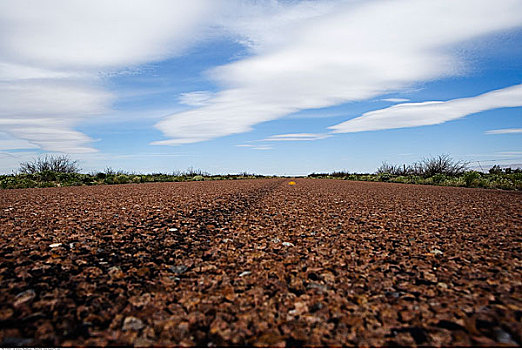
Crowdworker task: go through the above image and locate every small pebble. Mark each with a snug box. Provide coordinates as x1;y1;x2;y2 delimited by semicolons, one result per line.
437;282;448;289
169;265;188;274
122;316;144;331
14;290;35;307
495;328;516;345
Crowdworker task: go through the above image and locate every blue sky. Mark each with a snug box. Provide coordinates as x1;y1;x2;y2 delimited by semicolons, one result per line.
1;0;521;175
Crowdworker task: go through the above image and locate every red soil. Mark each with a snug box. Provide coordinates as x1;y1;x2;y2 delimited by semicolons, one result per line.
0;179;520;347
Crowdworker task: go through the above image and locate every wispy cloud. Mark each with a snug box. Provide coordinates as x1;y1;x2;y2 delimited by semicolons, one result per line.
154;0;522;145
261;133;330;141
2;0;522;153
0;132;38;150
178;91;215;107
0;0;216;152
330;84;522;133
236;144;272;150
381;98;410;103
485;128;522;134
497;151;522;156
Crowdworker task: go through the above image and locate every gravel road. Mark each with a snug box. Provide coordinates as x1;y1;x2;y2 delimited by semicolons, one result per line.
0;179;520;347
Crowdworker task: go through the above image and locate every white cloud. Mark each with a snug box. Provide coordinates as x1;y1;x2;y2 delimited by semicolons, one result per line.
329;84;522;133
236;144;272;150
0;0;216;70
381;98;410;103
154;0;522;145
178;91;215;107
485;128;522;134
262;133;330;141
497;151;522;156
0;0;216;152
2;0;522;153
0;132;38;150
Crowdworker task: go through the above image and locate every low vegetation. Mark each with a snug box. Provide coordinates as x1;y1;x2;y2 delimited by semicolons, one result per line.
309;155;522;190
2;154;520;190
0;155;268;189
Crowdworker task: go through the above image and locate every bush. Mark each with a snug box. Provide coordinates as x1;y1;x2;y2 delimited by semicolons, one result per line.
431;173;447;184
115;175;130;184
463;171;481;187
19;154;80;174
377;163;413;176
376;155;468;178
419;155;468;177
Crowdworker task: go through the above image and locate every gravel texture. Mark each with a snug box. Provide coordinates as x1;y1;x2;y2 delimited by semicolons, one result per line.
0;179;520;347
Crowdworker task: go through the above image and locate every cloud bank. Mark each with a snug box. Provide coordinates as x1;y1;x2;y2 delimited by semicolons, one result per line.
154;0;522;145
0;0;216;152
2;0;522;153
329;84;522;133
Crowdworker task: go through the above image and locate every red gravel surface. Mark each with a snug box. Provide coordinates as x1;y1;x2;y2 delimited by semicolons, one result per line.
0;179;521;347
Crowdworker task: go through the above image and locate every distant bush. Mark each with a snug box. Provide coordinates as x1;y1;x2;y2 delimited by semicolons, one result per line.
183;167;209;177
19;154;80;174
1;162;271;190
306;155;520;190
463;171;481;187
377;155;468;178
376;163;414;176
419;154;468;177
330;170;351;178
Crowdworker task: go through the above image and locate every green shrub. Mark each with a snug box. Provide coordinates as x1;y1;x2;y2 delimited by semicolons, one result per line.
115;175;130;184
432;173;447;184
463;171;481;187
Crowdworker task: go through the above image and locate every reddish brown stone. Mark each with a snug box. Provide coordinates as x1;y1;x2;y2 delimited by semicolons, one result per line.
0;179;520;346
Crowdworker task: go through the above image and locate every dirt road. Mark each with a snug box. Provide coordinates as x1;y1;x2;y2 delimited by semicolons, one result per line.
0;179;520;346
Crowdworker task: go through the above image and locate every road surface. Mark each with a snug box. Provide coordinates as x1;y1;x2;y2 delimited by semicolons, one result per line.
0;179;520;346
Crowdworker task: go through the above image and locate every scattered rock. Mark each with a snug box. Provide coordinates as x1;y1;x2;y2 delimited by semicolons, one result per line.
288;301;308;316
0;179;519;347
49;243;62;248
0;337;33;347
282;242;294;247
14;289;36;307
0;307;14;321
169;265;188;274
437;282;448;289
307;282;328;292
108;266;124;279
494;328;517;345
122;316;144;331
